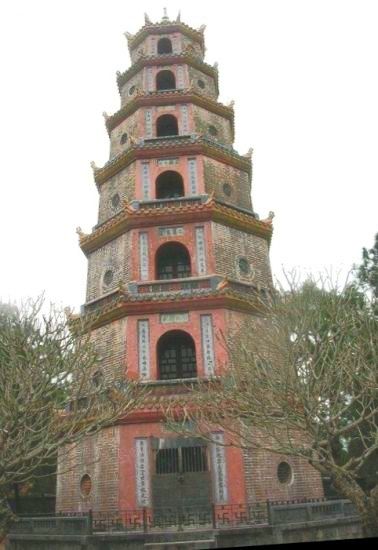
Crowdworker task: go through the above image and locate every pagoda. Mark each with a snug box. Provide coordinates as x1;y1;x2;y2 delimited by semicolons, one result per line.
56;10;323;520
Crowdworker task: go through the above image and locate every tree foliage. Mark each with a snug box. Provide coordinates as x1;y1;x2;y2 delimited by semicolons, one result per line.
166;272;378;537
0;298;147;538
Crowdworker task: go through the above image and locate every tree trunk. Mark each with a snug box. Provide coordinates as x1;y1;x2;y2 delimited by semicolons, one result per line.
330;471;378;538
0;495;15;544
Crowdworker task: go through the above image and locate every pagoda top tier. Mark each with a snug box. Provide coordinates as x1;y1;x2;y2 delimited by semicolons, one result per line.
125;9;205;56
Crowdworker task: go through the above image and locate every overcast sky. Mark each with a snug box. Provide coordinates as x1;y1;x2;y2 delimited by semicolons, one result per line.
0;0;377;310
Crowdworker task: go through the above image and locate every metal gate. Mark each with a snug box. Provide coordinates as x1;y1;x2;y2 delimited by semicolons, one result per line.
151;438;212;528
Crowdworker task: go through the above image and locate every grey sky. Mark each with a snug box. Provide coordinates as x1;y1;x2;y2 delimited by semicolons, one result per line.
0;0;377;310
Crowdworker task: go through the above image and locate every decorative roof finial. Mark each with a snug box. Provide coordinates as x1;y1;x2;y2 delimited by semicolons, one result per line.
144;13;151;25
176;11;181;22
199;24;206;33
162;7;169;21
261;211;275;225
124;31;134;41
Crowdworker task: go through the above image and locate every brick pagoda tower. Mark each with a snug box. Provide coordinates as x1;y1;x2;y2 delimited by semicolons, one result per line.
56;10;323;519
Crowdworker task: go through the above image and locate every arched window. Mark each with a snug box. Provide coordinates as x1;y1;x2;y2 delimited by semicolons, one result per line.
156;114;179;137
156;171;184;199
156;242;191;280
158;38;173;54
157;330;197;380
156;70;176;91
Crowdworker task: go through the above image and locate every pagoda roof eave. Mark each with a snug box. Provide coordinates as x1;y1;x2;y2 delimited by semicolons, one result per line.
105;89;234;136
78;290;268;331
78;199;273;256
93;136;251;187
117;53;218;94
127;22;205;52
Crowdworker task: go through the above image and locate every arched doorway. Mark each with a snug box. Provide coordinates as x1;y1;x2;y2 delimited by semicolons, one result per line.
156;70;176;91
156;242;191;280
157;330;197;380
156;114;179;137
156;171;184;199
157;38;172;54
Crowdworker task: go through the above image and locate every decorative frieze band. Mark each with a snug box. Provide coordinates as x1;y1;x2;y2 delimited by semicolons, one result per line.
210;432;228;503
200;314;215;376
159;226;184;237
135;438;151;507
160;312;189;324
138;319;150;380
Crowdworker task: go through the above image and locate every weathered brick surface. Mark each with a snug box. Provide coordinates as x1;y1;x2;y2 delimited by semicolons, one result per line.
193;105;233;146
120;72;144;107
56;427;120;513
90;318;128;381
86;233;131;302
242;437;324;503
203;158;252;210
212;222;272;286
109;111;140;159
97;164;136;224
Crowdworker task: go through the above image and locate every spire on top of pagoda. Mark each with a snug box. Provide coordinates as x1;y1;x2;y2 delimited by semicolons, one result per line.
125;10;205;52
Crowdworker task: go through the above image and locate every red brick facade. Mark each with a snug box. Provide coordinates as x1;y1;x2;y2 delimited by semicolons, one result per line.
56;13;323;514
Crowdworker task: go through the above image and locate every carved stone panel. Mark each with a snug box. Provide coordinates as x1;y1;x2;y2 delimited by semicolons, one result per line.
135;438;151;506
141;161;151;199
200;314;215;376
138;319;150;380
139;232;149;281
195;227;207;275
210;432;228;503
188;158;198;195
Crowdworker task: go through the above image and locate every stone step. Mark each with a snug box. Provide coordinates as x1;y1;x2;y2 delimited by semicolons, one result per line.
144;540;216;550
146;531;214;543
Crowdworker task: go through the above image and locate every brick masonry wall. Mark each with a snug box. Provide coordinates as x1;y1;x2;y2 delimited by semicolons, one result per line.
188;66;217;99
97;164;136;224
193;105;233;146
89;318;127;381
86;232;131;302
212;222;272;286
203;158;252;210
242;436;324;503
56;427;120;513
109;111;140;159
222;310;324;503
120;72;144;107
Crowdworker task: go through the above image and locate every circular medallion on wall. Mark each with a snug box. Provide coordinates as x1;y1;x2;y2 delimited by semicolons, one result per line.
208;125;218;136
80;474;92;497
197;79;206;89
128;85;136;96
277;462;293;484
120;133;128;145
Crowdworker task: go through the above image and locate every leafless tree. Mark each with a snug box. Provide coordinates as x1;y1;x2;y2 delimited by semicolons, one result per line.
0;298;147;539
166;277;378;537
